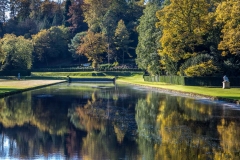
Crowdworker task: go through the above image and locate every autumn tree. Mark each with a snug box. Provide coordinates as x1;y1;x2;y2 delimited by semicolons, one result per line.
68;0;87;33
136;2;162;75
156;0;220;76
32;26;70;66
215;0;240;56
156;0;210;62
82;0;111;32
0;34;33;70
76;31;107;69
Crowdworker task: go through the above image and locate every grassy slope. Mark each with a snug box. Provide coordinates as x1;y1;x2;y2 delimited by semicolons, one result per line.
117;74;240;101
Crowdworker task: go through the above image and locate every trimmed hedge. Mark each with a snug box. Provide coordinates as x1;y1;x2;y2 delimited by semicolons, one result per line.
144;76;240;86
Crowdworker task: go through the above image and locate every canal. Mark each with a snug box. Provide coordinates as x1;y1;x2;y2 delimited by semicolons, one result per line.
0;82;239;160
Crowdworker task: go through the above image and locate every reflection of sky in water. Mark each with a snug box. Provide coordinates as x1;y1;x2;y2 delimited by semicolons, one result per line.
1;82;240;159
1;135;18;159
0;135;70;160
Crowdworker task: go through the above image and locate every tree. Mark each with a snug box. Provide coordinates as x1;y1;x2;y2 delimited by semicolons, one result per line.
14;18;37;37
29;0;41;20
76;31;107;69
179;54;218;76
156;0;211;62
215;0;240;56
82;0;111;32
16;0;32;20
63;0;71;27
32;26;70;66
68;0;87;33
0;34;33;70
68;31;87;61
114;20;132;64
136;2;162;75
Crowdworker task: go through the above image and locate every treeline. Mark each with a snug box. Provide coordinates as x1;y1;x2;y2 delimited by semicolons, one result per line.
0;0;239;77
136;0;240;76
0;0;144;70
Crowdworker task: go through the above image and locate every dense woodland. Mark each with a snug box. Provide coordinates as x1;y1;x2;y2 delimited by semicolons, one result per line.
0;0;239;76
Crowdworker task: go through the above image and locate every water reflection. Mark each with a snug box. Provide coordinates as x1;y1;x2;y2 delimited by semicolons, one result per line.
0;82;239;159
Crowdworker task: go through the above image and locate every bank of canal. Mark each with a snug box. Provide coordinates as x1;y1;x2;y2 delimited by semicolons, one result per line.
0;80;66;98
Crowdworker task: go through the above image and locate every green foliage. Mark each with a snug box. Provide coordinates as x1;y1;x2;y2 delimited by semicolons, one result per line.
32;26;70;65
136;3;162;76
0;34;33;70
68;31;87;59
222;58;240;76
114;19;132;64
63;0;71;27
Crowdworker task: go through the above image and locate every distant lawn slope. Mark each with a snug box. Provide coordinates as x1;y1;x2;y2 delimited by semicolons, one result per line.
30;71;143;78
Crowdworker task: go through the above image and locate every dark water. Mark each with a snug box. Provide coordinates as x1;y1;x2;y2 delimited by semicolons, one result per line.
0;82;240;160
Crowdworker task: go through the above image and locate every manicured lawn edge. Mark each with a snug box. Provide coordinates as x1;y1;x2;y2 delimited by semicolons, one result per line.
116;78;240;105
0;80;66;98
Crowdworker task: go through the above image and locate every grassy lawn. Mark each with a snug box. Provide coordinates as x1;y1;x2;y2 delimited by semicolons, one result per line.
117;75;240;101
0;80;65;96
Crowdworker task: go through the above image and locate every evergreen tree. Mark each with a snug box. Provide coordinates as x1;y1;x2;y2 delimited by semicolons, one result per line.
63;0;71;27
114;20;132;64
136;2;162;75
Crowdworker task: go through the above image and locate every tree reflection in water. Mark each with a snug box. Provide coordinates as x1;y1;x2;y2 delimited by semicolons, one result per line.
0;83;240;159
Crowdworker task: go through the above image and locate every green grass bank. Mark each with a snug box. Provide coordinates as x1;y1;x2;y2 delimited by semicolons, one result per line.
117;74;240;104
0;71;240;104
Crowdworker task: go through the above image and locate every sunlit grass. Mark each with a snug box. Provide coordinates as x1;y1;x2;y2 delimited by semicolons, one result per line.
117;75;240;101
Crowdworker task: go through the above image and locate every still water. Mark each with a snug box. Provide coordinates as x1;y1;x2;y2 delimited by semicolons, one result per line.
0;82;240;160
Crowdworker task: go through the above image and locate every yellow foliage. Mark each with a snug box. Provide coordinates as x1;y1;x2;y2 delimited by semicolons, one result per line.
184;60;218;76
156;0;211;62
215;0;240;56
